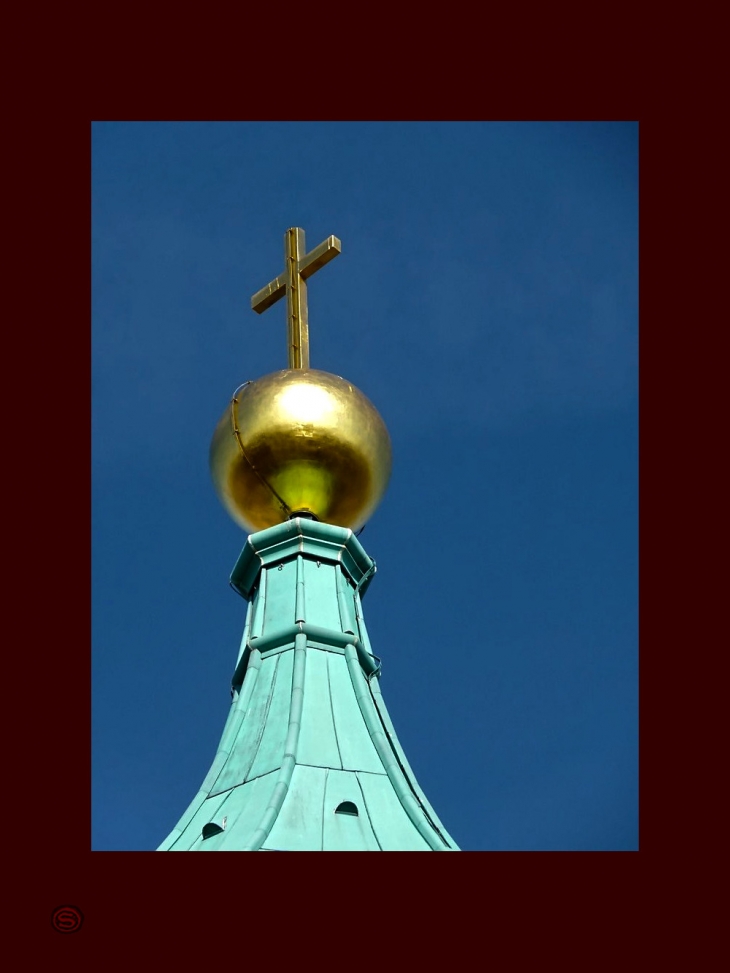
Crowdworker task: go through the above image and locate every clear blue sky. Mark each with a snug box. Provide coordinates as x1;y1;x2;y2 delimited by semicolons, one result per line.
92;121;637;852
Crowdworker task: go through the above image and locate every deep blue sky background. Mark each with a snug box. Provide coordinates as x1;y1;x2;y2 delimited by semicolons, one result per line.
92;121;637;852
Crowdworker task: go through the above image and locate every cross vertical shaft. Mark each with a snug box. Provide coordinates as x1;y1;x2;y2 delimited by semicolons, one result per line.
285;227;308;369
251;227;342;369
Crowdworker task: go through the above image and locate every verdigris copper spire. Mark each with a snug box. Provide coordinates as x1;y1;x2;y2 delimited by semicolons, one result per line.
158;228;458;851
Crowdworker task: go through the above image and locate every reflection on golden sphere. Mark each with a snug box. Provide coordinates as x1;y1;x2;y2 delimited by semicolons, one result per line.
209;369;391;533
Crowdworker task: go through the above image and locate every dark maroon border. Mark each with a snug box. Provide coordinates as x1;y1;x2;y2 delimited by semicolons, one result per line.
22;62;650;952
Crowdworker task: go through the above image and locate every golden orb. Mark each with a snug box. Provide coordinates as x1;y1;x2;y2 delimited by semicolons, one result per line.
210;369;391;533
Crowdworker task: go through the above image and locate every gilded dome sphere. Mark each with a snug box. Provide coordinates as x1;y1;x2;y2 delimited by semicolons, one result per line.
209;368;391;533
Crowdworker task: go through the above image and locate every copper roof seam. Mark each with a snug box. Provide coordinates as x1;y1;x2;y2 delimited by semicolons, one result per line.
343;643;448;851
241;632;307;851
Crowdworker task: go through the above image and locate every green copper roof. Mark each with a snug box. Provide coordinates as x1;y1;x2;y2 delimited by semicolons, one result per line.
158;518;458;851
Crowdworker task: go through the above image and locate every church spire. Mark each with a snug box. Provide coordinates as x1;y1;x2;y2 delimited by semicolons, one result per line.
158;228;459;851
158;518;457;850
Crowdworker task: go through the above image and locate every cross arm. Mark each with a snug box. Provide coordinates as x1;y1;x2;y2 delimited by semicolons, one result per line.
251;273;287;314
298;235;342;280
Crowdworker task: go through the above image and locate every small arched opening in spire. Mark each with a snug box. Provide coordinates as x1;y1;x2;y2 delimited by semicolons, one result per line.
202;817;227;839
334;801;359;817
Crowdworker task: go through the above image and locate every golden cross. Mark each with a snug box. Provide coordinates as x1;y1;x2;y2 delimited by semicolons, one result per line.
251;227;341;369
